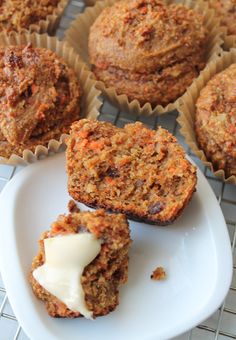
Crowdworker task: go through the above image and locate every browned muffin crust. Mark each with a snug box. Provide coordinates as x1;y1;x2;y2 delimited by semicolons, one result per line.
0;44;80;148
93;60;201;107
195;63;236;178
0;0;63;33
29;209;131;318
89;0;207;106
67;119;197;225
208;0;236;35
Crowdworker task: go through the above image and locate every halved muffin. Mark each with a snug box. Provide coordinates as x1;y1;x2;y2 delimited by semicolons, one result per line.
29;207;131;318
67;119;197;225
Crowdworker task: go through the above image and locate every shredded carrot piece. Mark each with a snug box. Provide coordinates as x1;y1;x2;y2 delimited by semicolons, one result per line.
89;141;104;150
31;84;39;94
105;177;116;185
78;130;89;139
119;157;130;166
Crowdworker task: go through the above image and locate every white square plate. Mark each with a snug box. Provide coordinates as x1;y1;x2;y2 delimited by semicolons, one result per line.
0;153;232;340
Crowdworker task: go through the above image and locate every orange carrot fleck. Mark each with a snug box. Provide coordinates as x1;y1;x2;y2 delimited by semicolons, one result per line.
89;141;104;150
105;177;116;185
78;130;89;139
31;84;39;94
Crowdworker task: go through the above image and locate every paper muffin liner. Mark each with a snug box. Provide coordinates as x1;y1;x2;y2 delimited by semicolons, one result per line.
178;48;236;185
65;0;224;117
0;31;102;166
222;29;236;51
4;0;68;35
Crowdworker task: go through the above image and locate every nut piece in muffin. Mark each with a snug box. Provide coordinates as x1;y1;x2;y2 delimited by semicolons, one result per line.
0;0;63;33
89;0;208;107
66;119;197;225
29;208;131;318
195;63;236;178
0;44;81;158
208;0;236;36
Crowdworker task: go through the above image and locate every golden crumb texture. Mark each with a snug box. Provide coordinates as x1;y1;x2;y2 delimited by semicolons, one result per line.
66;119;197;225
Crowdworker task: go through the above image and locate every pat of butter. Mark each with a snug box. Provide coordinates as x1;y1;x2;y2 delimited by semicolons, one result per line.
33;233;101;319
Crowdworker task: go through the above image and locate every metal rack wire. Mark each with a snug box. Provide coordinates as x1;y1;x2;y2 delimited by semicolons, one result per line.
0;1;236;339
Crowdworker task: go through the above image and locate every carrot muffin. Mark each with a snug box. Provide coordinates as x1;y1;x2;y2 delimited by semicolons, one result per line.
0;0;64;33
88;0;208;107
0;44;80;158
208;0;236;35
29;207;131;318
195;63;236;178
66;119;197;225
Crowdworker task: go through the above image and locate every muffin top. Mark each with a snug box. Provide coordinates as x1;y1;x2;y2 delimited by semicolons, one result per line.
208;0;236;35
0;0;62;33
89;0;208;73
195;63;236;175
0;44;80;145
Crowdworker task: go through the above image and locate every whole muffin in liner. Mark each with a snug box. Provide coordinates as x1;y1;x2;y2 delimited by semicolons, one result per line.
178;49;236;185
0;0;68;35
65;0;224;117
0;31;102;166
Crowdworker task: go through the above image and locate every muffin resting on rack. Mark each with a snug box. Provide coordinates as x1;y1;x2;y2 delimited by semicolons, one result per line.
0;0;63;33
0;44;81;158
89;0;208;106
195;63;236;178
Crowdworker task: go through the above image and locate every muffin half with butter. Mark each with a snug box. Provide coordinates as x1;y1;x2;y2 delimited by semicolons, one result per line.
29;206;131;318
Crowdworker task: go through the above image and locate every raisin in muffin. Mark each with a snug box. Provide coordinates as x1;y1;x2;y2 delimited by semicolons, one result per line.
89;0;208;107
208;0;236;35
195;63;236;178
0;0;65;33
29;206;131;318
67;119;197;225
0;44;81;158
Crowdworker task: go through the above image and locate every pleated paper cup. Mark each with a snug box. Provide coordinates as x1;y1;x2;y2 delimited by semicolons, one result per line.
0;32;102;166
3;0;68;35
223;30;236;51
65;0;224;117
178;49;236;184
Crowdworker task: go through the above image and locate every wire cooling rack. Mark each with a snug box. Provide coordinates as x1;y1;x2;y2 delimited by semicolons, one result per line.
0;1;236;339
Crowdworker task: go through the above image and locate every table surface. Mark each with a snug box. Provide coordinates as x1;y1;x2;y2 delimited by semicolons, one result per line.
0;1;236;340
